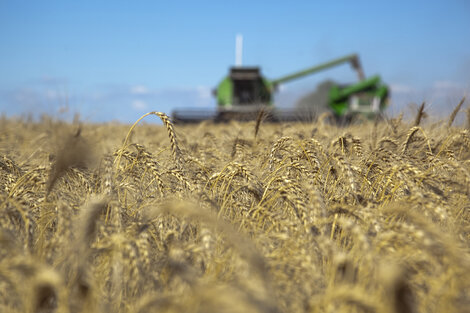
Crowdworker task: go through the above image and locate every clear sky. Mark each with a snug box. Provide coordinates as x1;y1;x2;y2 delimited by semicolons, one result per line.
1;1;469;122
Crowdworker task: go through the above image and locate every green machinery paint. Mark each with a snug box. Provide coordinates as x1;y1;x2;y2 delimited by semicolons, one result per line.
172;51;389;123
214;53;388;117
216;76;274;108
328;75;389;116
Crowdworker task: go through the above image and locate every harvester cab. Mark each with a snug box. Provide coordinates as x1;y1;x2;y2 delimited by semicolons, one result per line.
228;67;271;105
219;66;272;106
212;66;275;121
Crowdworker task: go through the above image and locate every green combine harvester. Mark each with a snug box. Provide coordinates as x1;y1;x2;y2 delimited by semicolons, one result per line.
172;51;389;123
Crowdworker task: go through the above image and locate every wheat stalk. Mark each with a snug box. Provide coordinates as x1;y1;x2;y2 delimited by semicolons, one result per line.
447;97;466;128
414;102;426;126
115;111;183;170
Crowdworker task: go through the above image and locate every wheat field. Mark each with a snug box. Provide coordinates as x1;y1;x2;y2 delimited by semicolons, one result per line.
0;109;469;313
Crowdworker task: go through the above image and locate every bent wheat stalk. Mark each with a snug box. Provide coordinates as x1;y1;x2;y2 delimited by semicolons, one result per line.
114;111;183;169
401;126;432;155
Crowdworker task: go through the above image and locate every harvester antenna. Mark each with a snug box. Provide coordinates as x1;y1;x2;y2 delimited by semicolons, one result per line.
235;34;243;67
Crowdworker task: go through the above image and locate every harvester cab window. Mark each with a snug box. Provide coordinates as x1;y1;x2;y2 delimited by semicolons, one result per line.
234;79;257;105
230;67;264;105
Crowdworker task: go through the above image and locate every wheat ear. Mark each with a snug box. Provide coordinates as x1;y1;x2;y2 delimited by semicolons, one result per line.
447;96;466;128
115;111;183;169
414;102;426;126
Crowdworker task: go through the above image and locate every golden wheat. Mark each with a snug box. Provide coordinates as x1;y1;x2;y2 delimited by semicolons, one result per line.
0;113;468;313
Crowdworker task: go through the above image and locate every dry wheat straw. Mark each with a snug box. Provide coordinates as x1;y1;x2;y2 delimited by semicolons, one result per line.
1;113;469;313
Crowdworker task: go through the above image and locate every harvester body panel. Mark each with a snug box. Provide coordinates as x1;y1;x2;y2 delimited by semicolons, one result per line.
217;77;233;108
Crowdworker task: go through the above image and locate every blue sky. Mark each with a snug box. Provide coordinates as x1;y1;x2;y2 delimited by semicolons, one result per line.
1;1;469;122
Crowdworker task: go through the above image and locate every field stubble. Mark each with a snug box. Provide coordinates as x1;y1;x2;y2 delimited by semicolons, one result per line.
0;110;469;313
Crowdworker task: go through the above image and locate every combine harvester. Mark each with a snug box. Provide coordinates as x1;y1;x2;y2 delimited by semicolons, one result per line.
172;36;389;123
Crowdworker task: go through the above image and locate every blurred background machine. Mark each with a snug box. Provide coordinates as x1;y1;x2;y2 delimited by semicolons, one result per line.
172;36;389;123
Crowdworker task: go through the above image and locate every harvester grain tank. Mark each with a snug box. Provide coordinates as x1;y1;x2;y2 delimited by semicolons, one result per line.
172;50;389;123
